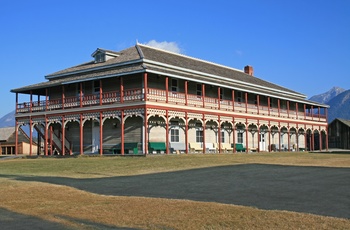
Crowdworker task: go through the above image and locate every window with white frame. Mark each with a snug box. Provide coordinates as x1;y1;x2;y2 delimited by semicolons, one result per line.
170;121;179;142
196;130;203;142
171;128;179;142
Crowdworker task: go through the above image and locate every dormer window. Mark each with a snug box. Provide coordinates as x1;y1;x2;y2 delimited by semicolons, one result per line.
92;48;120;63
95;53;105;63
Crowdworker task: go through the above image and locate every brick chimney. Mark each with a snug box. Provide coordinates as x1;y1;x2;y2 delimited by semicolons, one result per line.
244;65;254;76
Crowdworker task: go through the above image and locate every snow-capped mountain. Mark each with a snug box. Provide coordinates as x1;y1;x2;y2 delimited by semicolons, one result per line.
309;86;346;104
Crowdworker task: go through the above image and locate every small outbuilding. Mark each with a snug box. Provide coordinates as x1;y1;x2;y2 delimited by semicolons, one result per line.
0;127;38;155
328;118;350;150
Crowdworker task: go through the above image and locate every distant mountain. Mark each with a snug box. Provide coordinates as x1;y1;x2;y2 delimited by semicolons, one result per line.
309;86;346;104
0;110;15;128
327;89;350;123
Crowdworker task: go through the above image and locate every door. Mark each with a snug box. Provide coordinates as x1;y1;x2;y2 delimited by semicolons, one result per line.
259;133;266;151
92;122;100;153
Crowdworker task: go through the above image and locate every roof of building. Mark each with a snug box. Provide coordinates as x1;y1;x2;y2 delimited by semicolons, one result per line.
11;43;328;107
0;127;15;141
331;118;350;127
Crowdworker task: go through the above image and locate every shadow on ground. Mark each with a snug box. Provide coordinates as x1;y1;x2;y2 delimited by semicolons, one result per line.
0;207;139;230
0;207;72;230
3;164;350;219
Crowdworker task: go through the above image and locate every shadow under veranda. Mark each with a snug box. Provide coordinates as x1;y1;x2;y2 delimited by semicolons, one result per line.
1;164;350;219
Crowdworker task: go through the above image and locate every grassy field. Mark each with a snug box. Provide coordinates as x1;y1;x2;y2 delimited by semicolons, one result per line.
1;152;350;229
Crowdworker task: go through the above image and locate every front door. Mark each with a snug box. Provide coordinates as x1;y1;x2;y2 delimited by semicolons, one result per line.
92;122;100;153
259;133;266;151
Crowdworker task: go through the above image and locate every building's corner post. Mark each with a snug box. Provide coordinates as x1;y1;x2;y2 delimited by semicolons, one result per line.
267;97;271;116
62;115;65;155
202;114;206;154
99;112;103;155
257;123;260;153
166;110;169;154
268;122;271;152
232;118;236;153
45;116;48;156
218;117;221;153
50;126;53;155
121;110;125;155
80;114;83;155
277;99;280;117
144;109;148;155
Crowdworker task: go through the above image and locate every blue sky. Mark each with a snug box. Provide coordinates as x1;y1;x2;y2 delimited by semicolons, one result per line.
1;0;349;118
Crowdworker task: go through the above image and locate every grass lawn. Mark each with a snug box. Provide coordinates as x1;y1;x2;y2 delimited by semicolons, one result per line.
0;152;349;229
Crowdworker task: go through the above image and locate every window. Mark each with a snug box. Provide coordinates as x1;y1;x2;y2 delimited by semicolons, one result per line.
237;132;243;143
221;131;225;143
196;84;202;96
95;53;105;63
93;80;100;93
170;121;179;142
196;130;203;142
171;128;179;142
171;79;178;92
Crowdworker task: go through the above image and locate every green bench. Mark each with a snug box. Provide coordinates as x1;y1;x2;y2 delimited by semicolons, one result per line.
233;143;246;152
148;142;166;154
115;142;139;154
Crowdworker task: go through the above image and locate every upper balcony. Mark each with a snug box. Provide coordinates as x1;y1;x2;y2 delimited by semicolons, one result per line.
16;87;327;123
